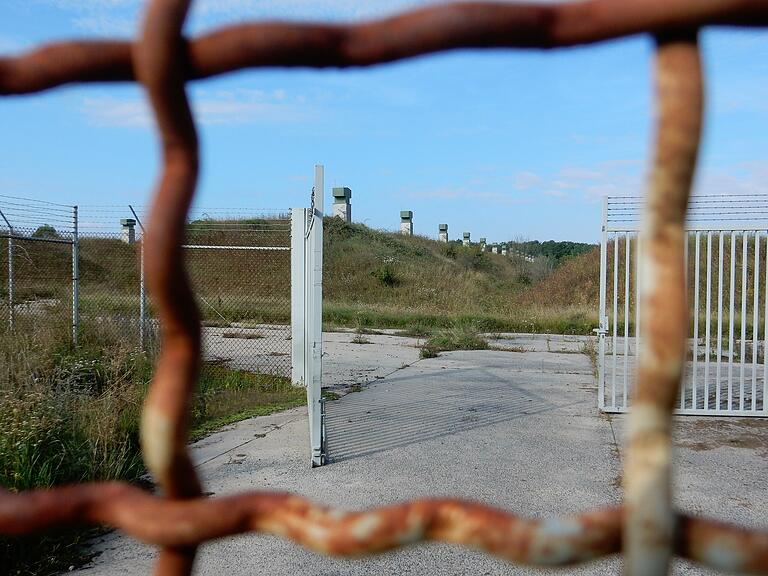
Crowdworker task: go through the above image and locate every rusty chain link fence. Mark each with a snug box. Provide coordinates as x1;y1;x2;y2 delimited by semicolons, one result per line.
2;1;768;575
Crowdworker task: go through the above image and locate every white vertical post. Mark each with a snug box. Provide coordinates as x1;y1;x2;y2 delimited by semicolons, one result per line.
764;234;768;413
740;232;748;411
612;235;618;409
693;232;700;408
681;231;689;410
716;233;723;411
728;232;736;411
624;232;630;409
72;205;79;346
704;231;712;409
307;165;324;466
752;232;760;410
291;208;307;386
597;196;608;410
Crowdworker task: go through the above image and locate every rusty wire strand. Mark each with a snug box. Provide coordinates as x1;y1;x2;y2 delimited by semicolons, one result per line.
1;0;768;95
133;0;202;573
1;0;768;575
625;30;703;576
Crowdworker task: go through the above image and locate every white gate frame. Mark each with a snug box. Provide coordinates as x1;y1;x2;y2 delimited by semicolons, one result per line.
598;195;768;417
291;165;325;466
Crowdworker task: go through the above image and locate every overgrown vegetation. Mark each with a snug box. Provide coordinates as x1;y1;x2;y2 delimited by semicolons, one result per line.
419;321;490;359
323;218;599;335
0;316;303;576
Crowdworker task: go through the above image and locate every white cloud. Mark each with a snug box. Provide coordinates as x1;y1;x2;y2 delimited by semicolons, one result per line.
80;88;312;127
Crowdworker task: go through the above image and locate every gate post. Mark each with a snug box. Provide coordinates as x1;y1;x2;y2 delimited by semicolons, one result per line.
291;208;307;387
307;165;325;467
597;196;608;410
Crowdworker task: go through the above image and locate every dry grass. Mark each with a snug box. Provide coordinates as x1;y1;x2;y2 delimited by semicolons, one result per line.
0;316;302;575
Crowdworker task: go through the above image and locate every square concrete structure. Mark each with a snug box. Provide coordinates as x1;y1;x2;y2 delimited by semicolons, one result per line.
120;218;136;244
400;211;413;236
501;244;508;256
479;237;487;251
438;224;448;243
462;232;470;246
332;187;352;222
491;244;498;254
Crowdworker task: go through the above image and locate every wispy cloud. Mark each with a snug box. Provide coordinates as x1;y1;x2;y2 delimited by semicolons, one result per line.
80;88;313;127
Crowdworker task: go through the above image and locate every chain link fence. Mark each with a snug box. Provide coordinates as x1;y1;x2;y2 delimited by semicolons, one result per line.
1;197;292;381
0;195;76;339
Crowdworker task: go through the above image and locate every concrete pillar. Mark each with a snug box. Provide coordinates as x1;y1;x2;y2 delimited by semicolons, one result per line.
480;237;487;252
400;211;413;235
332;187;352;222
121;218;136;244
501;243;508;257
438;224;448;243
462;232;471;246
491;244;498;254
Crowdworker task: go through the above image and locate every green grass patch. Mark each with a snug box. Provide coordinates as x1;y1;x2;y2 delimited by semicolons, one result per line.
0;319;303;575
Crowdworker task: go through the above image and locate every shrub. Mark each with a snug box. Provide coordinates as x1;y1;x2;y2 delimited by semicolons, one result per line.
371;264;398;287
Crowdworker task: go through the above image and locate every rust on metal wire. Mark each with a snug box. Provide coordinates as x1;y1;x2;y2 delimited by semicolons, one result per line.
625;29;703;576
1;0;768;575
133;0;202;573
2;0;768;95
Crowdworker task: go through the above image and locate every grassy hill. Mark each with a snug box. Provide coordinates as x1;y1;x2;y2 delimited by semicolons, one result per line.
0;218;601;336
322;218;599;334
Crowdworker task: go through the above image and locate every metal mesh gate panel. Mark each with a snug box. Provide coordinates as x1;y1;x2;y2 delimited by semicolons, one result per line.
599;195;768;416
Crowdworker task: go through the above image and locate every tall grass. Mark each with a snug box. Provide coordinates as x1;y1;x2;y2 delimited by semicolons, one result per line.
0;315;303;575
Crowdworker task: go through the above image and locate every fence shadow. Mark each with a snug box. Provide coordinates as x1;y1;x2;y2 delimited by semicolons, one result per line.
325;364;578;462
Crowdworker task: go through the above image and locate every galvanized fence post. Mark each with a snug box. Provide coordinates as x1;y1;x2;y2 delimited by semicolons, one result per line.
72;205;79;346
0;209;13;330
129;205;147;351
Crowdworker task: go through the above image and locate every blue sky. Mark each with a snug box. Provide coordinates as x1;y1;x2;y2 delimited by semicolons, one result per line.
1;1;766;243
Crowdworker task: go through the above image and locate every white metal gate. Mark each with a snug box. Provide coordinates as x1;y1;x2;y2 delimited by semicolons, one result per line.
598;195;768;416
291;165;325;466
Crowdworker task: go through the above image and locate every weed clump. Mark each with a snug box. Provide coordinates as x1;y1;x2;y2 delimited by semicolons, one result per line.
419;321;489;359
371;264;398;287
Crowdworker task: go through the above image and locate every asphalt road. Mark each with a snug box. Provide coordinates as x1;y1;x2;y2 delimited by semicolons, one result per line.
74;333;767;576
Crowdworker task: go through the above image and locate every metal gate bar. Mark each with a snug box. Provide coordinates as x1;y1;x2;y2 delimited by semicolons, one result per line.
600;201;768;416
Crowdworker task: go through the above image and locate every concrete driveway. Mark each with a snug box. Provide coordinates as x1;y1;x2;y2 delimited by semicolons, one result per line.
74;333;767;575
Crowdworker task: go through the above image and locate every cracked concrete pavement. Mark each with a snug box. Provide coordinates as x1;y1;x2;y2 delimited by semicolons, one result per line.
74;333;767;575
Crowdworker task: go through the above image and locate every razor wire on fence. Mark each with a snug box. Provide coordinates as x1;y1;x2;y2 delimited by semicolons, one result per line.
0;198;292;381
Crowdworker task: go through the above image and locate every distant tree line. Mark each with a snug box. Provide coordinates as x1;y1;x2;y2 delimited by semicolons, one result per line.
508;240;596;265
